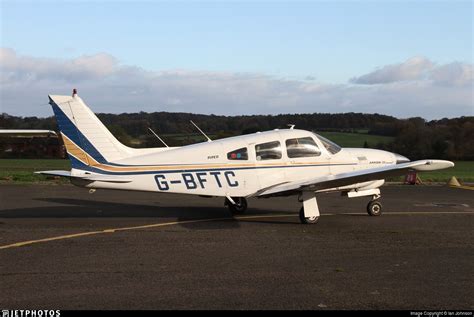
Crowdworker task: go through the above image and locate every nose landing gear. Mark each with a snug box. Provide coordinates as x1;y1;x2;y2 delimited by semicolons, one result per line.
367;193;382;216
345;188;383;216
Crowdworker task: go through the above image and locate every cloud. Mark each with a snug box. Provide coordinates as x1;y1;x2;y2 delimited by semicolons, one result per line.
0;47;119;82
430;62;474;86
350;56;434;84
350;56;473;87
0;48;472;119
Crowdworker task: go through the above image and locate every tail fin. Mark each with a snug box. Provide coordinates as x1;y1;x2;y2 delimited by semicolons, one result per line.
49;91;134;168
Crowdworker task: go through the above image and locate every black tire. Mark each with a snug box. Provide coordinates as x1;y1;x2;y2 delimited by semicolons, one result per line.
227;197;248;215
367;200;382;216
299;206;320;224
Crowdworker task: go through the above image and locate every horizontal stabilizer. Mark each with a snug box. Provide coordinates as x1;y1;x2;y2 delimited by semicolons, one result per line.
35;170;72;178
35;171;132;183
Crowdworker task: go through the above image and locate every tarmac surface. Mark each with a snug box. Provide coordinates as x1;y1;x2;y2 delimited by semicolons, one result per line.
0;184;473;310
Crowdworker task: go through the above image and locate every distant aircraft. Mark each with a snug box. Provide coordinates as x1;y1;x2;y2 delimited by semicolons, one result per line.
38;90;454;224
0;130;57;137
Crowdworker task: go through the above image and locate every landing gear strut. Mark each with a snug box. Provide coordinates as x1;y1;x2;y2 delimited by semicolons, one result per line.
366;193;382;216
225;197;248;215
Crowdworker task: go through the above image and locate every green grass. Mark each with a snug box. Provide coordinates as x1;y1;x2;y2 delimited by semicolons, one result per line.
317;131;394;148
0;159;70;183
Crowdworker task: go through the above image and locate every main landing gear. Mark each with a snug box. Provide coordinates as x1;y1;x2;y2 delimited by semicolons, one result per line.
298;192;320;224
225;197;248;215
299;206;320;224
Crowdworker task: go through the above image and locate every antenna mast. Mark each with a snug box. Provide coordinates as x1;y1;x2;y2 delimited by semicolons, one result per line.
190;120;212;142
148;127;169;148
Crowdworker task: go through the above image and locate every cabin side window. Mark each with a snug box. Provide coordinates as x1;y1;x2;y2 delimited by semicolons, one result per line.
314;134;342;154
227;147;248;160
286;137;321;158
255;141;282;161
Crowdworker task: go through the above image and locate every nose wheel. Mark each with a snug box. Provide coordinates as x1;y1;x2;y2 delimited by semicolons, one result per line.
367;200;382;216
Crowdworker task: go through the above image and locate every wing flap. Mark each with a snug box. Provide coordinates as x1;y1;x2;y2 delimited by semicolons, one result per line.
256;160;454;197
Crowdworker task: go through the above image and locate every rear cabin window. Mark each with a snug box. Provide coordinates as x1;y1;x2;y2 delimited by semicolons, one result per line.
286;137;321;158
255;141;282;161
227;147;248;160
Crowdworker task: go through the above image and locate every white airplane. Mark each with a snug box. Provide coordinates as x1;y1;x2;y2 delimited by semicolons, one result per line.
37;90;454;224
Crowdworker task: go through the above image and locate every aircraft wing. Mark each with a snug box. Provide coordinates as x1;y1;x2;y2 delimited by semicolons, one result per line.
35;170;132;183
254;160;454;197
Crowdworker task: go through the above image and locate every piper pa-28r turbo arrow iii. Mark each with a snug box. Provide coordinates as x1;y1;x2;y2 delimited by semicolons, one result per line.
38;90;454;224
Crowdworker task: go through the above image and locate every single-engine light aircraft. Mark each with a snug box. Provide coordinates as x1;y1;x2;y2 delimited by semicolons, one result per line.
38;90;454;224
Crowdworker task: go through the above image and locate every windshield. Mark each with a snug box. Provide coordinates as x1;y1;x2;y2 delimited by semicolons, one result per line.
313;133;342;155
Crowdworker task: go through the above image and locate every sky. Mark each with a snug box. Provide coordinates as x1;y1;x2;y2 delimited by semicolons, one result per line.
1;0;473;119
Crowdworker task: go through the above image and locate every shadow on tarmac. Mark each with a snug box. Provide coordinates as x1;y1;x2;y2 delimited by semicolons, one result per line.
0;197;299;229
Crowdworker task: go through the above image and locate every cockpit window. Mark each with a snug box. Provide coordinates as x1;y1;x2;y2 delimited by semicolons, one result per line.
314;134;342;154
286;137;321;158
227;147;248;160
255;141;282;160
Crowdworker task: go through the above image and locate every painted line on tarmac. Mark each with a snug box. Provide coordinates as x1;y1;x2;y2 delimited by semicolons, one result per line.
449;185;474;191
340;211;473;216
0;214;294;250
1;211;472;250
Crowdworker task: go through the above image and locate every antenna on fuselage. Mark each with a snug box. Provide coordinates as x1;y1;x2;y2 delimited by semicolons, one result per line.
148;127;169;148
288;124;295;130
190;120;212;142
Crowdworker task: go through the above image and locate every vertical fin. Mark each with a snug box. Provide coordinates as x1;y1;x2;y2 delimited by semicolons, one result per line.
49;91;133;165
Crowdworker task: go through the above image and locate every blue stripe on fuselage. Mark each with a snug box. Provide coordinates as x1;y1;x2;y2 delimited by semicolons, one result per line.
68;155;95;171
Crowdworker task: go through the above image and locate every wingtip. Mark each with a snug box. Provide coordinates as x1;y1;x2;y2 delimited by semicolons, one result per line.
418;160;455;171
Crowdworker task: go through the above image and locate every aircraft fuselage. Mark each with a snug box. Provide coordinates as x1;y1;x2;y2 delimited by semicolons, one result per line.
70;129;402;197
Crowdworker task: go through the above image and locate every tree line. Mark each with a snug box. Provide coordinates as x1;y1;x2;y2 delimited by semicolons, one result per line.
1;112;473;160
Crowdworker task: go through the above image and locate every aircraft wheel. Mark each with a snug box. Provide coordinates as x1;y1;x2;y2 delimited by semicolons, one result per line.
367;200;382;216
227;197;247;215
299;206;320;224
